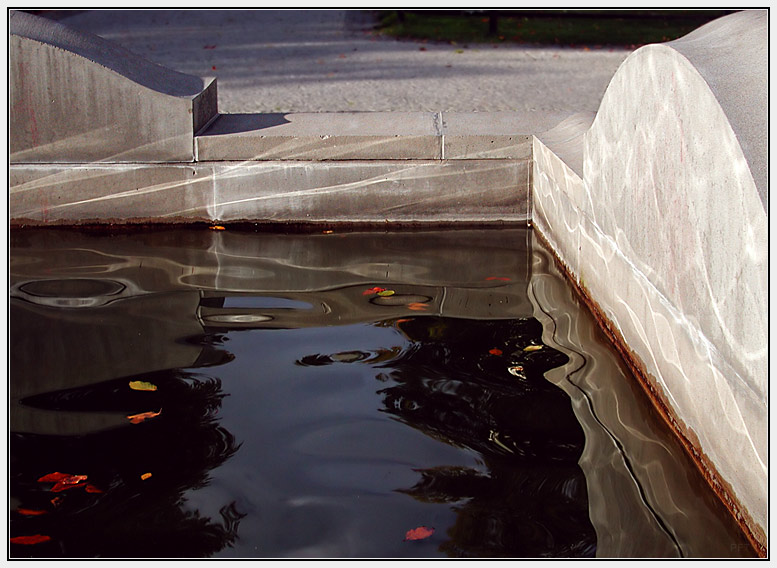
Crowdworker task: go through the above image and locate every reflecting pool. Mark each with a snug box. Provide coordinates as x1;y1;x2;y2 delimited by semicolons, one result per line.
8;226;754;558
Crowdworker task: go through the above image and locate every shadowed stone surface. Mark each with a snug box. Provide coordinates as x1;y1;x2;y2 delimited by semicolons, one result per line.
10;10;217;163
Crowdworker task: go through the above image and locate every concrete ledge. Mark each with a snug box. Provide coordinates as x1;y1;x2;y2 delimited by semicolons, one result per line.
11;160;530;225
196;110;568;161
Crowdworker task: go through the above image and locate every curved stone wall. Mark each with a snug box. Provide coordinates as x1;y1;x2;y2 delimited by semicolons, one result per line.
533;10;767;551
9;10;217;163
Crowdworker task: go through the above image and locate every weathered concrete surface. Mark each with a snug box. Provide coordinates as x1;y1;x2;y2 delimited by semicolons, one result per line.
11;160;530;225
532;9;767;552
10;10;217;163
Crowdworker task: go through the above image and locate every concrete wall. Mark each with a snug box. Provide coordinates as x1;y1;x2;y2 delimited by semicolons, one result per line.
532;10;767;552
10;10;217;163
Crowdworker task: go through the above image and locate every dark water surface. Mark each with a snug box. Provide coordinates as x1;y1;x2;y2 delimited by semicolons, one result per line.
9;227;754;558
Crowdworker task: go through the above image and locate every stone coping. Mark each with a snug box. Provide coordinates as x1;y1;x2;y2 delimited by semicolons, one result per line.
195;111;570;162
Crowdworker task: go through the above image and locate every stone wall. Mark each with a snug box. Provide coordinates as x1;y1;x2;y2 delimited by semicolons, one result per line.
532;9;767;552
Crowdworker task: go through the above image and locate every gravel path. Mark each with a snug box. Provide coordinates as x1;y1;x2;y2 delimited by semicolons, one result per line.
59;9;631;115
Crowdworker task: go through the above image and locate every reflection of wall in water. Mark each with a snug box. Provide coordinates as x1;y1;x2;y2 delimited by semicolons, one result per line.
529;237;754;558
10;227;533;436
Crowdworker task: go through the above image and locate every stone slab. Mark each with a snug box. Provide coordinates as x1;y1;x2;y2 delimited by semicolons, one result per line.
10;159;530;225
196;111;574;162
211;160;529;222
196;112;442;160
10;164;213;224
441;111;568;159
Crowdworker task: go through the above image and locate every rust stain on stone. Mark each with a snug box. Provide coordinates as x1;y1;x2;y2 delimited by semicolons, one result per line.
532;227;766;558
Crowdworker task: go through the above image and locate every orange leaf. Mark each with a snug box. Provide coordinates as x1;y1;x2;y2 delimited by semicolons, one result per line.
485;276;511;281
10;535;51;545
404;526;435;541
50;497;63;508
84;484;104;493
407;302;428;311
209;225;226;231
127;409;162;424
488;348;503;356
141;472;152;481
17;508;47;516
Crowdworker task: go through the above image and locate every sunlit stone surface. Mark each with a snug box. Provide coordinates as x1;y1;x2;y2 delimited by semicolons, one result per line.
532;10;767;550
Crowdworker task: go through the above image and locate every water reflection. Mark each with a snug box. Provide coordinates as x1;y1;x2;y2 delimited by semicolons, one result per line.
294;315;597;557
11;365;243;557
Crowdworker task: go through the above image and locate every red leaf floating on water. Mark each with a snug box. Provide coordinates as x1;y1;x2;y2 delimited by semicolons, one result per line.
51;475;88;492
404;526;435;541
17;508;47;516
489;348;503;356
485;276;511;281
84;484;104;493
10;535;51;545
37;472;72;483
363;287;386;296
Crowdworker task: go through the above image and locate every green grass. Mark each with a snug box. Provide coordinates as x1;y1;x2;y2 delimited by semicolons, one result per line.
374;10;735;47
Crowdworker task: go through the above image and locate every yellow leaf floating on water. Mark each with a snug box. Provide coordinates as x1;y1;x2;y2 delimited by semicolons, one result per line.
377;290;395;297
523;345;543;352
129;381;157;391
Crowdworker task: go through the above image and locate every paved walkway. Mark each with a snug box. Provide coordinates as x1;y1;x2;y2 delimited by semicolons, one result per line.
58;10;631;115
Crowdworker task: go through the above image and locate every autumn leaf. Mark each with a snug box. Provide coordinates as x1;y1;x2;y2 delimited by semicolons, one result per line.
407;302;428;311
50;497;63;508
127;409;162;424
404;526;435;541
377;290;395;297
129;380;158;392
488;348;503;356
39;473;88;492
141;472;152;481
363;287;387;296
523;345;543;352
485;276;511;281
10;535;51;545
84;484;104;493
17;508;47;516
37;472;73;483
51;475;88;492
209;225;226;231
